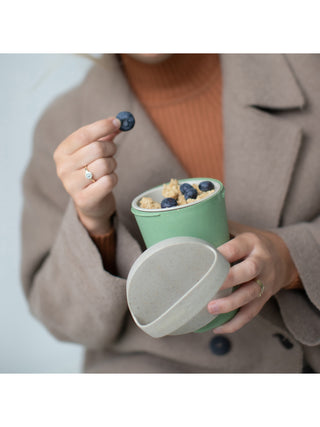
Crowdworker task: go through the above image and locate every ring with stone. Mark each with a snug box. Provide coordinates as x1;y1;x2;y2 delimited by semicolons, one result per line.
256;279;265;297
84;166;95;183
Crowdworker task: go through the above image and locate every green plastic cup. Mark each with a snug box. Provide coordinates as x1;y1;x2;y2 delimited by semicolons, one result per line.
131;178;237;333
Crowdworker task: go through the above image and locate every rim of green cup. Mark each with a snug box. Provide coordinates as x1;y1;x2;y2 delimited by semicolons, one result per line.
131;178;224;214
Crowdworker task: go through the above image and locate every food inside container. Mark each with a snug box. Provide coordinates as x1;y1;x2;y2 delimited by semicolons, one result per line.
139;178;216;210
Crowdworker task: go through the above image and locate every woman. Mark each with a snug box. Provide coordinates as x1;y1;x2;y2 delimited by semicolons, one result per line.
21;54;320;372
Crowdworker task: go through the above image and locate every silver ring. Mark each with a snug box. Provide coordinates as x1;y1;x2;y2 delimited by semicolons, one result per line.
84;166;95;183
256;279;265;297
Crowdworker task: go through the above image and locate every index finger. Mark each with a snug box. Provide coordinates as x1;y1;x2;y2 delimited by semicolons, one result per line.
217;234;254;264
61;117;121;155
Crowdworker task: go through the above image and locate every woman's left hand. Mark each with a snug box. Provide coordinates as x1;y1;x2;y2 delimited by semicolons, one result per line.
207;220;300;334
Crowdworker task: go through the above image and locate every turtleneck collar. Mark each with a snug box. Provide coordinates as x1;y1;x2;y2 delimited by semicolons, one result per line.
120;54;220;107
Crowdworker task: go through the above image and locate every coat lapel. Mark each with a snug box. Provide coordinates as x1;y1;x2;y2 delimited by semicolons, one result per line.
221;54;305;228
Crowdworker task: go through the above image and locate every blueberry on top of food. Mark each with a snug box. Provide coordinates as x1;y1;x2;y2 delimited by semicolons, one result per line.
184;187;198;200
180;183;193;195
199;181;215;192
116;111;135;131
161;198;178;209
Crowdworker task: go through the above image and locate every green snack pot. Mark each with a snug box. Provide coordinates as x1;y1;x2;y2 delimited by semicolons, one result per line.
131;178;229;248
130;178;237;333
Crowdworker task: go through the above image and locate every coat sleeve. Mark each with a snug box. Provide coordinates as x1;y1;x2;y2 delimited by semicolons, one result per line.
20;88;142;350
272;218;320;346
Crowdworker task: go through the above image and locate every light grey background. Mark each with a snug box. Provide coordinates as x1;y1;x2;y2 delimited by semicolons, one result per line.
0;54;101;373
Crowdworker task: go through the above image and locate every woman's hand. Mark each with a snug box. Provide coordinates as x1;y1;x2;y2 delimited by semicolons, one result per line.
207;221;300;334
53;117;121;235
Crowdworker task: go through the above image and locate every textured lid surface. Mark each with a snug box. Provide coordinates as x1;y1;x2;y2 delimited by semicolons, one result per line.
126;236;230;337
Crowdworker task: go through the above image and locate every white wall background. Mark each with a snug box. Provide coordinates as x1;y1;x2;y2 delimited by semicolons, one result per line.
0;54;100;373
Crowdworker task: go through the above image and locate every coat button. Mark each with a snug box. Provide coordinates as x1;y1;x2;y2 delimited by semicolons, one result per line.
272;333;293;349
209;335;231;356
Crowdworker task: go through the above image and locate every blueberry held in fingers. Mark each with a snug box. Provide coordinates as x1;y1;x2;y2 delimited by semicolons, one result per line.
161;198;178;208
184;187;198;200
180;183;193;195
199;180;214;192
116;111;135;131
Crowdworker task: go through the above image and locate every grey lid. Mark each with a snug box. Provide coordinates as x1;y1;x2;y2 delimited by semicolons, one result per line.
126;237;230;338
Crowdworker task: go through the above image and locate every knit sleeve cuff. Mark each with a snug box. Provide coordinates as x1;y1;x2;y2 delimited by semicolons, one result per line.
90;227;117;275
284;270;304;290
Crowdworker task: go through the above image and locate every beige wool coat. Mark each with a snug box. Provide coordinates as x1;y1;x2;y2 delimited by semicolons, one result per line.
21;54;320;373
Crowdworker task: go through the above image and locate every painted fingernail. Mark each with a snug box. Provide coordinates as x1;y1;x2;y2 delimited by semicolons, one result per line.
112;118;121;128
208;303;219;314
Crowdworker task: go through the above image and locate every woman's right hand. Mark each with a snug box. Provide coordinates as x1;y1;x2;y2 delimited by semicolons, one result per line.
53;117;121;235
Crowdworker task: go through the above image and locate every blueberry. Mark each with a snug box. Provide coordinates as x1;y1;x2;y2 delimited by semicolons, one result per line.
116;111;135;131
199;181;215;192
184;187;198;200
180;183;193;195
161;198;178;208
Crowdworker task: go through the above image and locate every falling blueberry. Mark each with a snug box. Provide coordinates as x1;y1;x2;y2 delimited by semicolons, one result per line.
161;198;178;208
184;187;198;200
116;111;135;131
180;183;193;195
199;181;215;192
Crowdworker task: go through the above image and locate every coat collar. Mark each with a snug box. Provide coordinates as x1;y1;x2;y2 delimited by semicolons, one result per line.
221;54;305;228
221;54;305;110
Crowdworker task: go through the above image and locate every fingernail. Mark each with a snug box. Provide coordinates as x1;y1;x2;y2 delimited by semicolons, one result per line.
212;327;222;334
112;118;121;128
208;303;219;314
